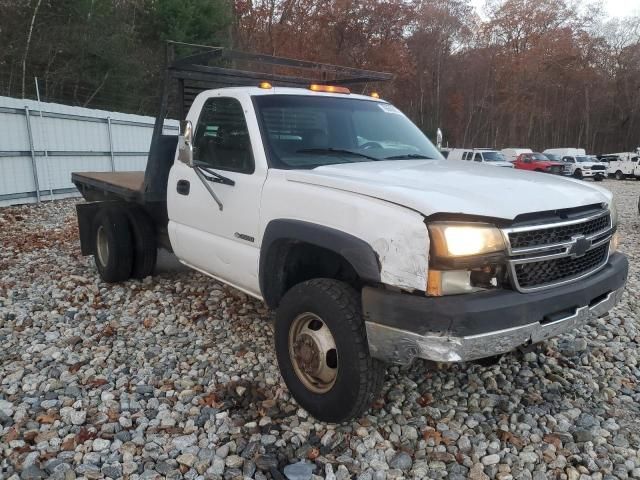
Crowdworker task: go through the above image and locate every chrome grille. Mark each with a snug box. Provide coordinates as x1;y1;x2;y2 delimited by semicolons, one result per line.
509;214;610;249
504;210;613;292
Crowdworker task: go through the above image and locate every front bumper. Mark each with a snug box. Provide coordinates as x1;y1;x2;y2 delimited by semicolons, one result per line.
580;170;606;177
363;253;628;364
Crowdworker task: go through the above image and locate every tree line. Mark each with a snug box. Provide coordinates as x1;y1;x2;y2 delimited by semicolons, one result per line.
1;0;638;153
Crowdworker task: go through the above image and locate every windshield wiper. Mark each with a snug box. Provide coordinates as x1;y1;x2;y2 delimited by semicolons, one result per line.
296;148;379;162
198;166;235;186
384;153;433;160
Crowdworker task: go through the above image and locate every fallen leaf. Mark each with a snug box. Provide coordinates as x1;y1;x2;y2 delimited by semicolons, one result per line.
101;325;115;337
423;430;442;445
543;433;563;449
199;392;221;408
498;429;524;448
36;413;58;424
61;437;76;451
3;427;19;442
87;378;108;387
75;428;96;444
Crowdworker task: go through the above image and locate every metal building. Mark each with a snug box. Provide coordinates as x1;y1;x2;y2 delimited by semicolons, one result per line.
0;96;178;207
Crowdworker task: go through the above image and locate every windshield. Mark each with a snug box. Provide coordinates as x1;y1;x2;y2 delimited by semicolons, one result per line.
575;156;591;162
481;151;506;162
253;95;443;168
530;153;550;161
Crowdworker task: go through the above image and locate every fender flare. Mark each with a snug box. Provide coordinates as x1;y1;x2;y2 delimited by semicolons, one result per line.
259;219;381;307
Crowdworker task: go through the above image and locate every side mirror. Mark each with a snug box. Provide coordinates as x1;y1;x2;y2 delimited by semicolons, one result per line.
178;120;194;166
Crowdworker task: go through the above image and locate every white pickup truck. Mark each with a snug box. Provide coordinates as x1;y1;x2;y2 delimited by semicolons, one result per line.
71;45;628;422
543;148;607;180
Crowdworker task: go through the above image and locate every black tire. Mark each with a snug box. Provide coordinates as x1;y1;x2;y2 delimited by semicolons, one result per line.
594;175;604;182
275;279;385;423
573;169;583;179
127;208;157;279
92;208;134;283
615;170;624;180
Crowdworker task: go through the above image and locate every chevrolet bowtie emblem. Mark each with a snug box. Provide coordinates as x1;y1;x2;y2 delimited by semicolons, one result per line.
568;235;592;258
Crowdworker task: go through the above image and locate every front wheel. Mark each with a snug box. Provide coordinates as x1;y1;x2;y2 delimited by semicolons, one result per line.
573;169;583;179
615;170;624;180
594;175;604;182
275;279;385;423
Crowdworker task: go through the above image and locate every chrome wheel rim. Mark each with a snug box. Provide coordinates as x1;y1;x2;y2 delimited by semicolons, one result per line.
96;225;109;267
288;313;338;393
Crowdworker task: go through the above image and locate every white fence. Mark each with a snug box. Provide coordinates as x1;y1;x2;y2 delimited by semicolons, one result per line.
0;96;178;207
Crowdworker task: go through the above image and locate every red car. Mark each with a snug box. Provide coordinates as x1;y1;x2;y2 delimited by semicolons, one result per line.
513;152;565;175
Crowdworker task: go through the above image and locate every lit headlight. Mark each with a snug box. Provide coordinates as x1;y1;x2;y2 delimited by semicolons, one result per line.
428;223;506;258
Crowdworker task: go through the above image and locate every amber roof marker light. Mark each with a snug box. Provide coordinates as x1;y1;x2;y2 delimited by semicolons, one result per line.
309;84;351;94
370;92;380;99
259;81;272;89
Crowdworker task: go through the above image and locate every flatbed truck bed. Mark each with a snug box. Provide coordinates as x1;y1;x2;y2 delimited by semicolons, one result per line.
71;171;145;202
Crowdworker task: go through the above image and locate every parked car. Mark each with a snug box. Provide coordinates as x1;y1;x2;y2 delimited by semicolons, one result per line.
561;155;607;180
513;152;565;174
544;147;586;158
502;148;533;163
70;44;628;422
543;149;606;180
447;148;514;167
600;152;640;180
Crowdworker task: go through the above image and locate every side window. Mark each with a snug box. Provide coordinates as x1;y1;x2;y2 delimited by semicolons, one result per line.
193;97;255;174
632;157;639;163
563;156;573;163
474;153;482;162
462;152;468;160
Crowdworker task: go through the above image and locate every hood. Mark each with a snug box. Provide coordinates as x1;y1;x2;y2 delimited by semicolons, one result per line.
286;159;611;220
578;162;604;168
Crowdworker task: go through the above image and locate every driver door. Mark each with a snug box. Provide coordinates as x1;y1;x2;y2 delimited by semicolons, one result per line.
168;94;266;297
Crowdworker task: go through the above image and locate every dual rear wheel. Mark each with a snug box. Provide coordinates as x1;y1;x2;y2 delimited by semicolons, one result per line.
92;207;157;282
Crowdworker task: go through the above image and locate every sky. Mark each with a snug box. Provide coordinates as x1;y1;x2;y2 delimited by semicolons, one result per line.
471;0;640;18
601;0;640;18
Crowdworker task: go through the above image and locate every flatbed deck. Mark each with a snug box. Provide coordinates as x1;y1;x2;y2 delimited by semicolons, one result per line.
72;171;146;202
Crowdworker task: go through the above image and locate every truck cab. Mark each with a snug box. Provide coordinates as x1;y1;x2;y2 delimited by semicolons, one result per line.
71;44;628;422
512;152;565;174
447;148;514;168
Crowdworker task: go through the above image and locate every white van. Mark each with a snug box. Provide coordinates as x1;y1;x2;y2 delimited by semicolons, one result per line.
447;148;514;168
542;148;586;162
502;148;532;163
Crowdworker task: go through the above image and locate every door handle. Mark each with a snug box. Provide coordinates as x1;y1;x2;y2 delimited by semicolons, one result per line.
176;180;190;195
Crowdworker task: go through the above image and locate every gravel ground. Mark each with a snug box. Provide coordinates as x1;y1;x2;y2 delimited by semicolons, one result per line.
1;180;639;480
